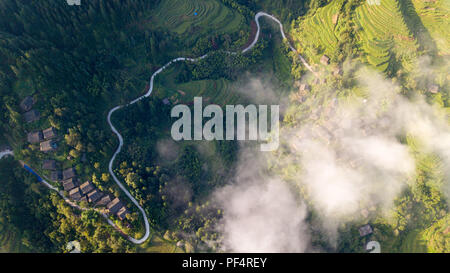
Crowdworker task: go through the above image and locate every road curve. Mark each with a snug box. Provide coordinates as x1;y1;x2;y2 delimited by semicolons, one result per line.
106;11;316;244
0;149;13;159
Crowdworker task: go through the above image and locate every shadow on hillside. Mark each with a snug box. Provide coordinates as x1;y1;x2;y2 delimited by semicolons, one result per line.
397;0;438;56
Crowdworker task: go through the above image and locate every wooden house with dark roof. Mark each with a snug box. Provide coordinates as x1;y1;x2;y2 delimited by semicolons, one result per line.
20;96;35;112
50;170;62;181
42;159;56;170
69;187;82;201
87;190;103;203
79;181;95;195
97;195;112;206
23;109;40;123
320;55;330;65
43;127;57;139
63;168;76;180
40;140;57;152
428;84;439;94
106;198;123;215
359;224;373;237
63;178;78;191
117;207;129;221
27;131;43;144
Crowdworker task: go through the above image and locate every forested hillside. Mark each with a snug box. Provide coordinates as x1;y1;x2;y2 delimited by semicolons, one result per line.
0;0;448;253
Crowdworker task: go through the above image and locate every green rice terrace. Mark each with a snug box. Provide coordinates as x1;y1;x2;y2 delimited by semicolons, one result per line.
149;0;245;36
355;0;418;72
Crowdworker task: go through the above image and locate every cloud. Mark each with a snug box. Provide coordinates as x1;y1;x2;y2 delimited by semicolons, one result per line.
209;62;449;251
214;150;310;253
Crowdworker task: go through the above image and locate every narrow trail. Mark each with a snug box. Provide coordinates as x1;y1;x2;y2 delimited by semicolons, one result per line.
107;12;316;244
2;12;316;245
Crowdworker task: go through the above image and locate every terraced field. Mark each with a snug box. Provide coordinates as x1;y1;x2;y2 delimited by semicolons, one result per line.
153;65;240;106
291;0;344;63
355;0;419;72
412;0;450;55
149;0;245;36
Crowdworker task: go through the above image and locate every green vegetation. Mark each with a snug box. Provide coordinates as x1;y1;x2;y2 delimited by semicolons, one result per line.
150;0;245;36
0;158;132;252
0;0;448;253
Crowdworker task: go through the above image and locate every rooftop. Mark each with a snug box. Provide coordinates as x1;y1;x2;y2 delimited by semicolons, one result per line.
359;224;373;237
63;178;78;191
27;131;43;144
107;198;123;214
320;55;330;65
69;187;82;201
79;181;95;195
42;159;56;170
20;96;35;112
43;127;57;139
40;140;57;152
63;168;76;180
87;190;103;203
23;110;40;123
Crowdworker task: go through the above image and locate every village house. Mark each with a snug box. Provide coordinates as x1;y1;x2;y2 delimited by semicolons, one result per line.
20;96;35;112
79;181;95;195
320;54;330;65
428;84;439;94
359;224;373;237
117;207;129;221
299;84;311;92
106;198;124;215
50;170;62;181
69;187;82;201
42;159;56;170
23;109;40;123
63;178;78;191
27;131;43;144
87;189;103;203
63;167;76;180
97;195;112;206
43;127;57;139
333;66;343;76
40;140;57;152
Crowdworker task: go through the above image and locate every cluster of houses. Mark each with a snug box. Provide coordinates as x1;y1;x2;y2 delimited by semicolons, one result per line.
27;127;58;152
48;166;129;221
21;96;59;153
21;95;129;222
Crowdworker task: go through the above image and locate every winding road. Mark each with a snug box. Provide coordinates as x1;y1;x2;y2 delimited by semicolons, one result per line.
1;12;315;245
107;11;315;244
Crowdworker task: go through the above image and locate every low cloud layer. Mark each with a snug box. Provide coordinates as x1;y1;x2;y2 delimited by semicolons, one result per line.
211;62;449;252
214;150;310;252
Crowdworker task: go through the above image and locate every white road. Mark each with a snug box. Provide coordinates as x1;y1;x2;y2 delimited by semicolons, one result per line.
0;149;13;159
